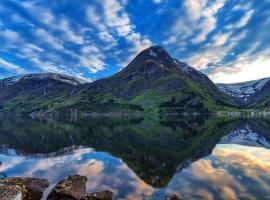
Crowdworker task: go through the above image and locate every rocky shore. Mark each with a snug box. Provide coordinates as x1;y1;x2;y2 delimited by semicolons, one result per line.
0;174;113;200
0;174;181;200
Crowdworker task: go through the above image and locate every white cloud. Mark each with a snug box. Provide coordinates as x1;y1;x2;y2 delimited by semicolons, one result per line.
0;58;27;74
22;2;85;45
81;45;100;55
164;0;227;48
184;0;208;21
85;0;152;59
191;16;216;44
86;6;106;31
186;30;248;70
78;56;105;73
98;31;117;45
21;1;54;25
0;0;153;77
235;10;254;28
58;19;84;45
210;57;270;83
29;57;68;74
190;0;226;44
34;28;64;50
213;31;232;46
209;33;270;83
0;29;20;42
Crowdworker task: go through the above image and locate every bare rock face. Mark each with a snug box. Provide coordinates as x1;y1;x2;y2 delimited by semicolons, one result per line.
0;177;49;200
47;174;87;200
82;190;113;200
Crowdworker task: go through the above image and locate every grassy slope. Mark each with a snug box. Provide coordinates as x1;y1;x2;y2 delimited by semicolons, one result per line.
55;71;238;114
0;66;238;114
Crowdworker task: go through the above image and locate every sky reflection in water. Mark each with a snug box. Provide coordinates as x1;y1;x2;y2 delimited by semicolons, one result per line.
0;117;270;200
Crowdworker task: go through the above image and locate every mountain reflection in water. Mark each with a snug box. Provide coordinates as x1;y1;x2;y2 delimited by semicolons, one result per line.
0;116;270;200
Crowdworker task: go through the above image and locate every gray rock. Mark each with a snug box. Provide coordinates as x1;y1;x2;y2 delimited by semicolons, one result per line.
0;177;49;200
82;190;113;200
0;184;22;200
165;194;182;200
47;174;87;200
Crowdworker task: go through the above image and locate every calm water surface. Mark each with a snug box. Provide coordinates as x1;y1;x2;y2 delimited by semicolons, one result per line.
0;116;270;200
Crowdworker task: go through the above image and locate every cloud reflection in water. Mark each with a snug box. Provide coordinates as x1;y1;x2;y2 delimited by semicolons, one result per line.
0;147;154;199
165;144;270;200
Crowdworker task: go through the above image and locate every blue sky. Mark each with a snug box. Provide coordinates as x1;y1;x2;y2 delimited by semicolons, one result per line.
0;0;270;83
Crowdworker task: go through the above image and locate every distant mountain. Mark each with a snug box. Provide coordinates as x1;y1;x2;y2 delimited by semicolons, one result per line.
216;78;270;108
0;73;83;88
0;73;81;113
0;46;237;114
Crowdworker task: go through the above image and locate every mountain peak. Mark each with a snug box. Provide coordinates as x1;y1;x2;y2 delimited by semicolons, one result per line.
147;45;167;53
121;45;210;81
144;45;171;59
121;45;180;74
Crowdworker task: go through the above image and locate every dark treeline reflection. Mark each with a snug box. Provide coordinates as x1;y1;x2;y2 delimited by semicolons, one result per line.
0;115;270;188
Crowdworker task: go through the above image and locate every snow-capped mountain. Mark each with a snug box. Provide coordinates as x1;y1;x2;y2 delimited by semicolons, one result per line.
220;125;270;148
216;77;270;104
0;73;86;88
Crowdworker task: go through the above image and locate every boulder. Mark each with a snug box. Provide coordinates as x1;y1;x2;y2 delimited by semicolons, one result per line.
0;184;22;200
165;194;182;200
47;174;87;200
82;190;113;200
0;177;49;200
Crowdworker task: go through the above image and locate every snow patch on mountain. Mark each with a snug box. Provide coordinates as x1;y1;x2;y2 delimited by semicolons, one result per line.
220;125;270;148
149;49;157;57
173;59;192;74
216;78;270;102
172;59;207;80
0;73;86;88
0;75;23;87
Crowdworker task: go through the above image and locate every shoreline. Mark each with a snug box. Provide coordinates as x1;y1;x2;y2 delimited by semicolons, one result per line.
0;174;181;200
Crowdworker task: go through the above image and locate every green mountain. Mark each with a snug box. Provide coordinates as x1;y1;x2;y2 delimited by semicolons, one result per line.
0;73;81;113
0;46;238;114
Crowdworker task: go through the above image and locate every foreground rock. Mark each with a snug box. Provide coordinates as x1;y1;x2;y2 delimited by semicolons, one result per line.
47;174;113;200
82;190;113;200
47;174;87;200
165;194;182;200
0;184;22;199
0;174;180;200
0;177;49;200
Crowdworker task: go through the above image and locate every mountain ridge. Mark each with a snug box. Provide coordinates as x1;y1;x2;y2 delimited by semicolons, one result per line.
0;72;87;88
0;46;241;114
216;77;270;108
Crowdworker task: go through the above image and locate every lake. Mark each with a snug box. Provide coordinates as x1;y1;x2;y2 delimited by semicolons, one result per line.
0;116;270;200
